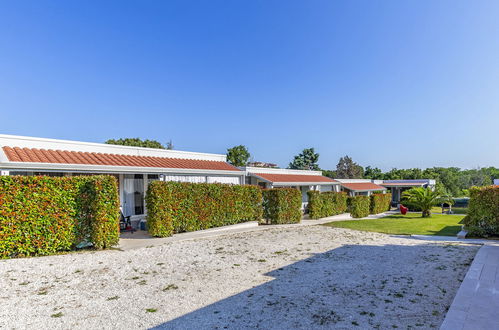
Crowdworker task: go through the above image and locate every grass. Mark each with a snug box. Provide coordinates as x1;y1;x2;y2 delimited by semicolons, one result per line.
430;206;468;214
324;213;465;236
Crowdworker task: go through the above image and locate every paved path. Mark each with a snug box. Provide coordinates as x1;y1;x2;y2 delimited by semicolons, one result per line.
118;211;397;250
440;244;499;330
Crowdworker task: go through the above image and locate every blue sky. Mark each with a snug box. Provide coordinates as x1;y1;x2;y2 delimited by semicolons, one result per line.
1;1;498;171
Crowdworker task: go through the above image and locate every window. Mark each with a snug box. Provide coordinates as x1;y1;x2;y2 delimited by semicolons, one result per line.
124;174;145;216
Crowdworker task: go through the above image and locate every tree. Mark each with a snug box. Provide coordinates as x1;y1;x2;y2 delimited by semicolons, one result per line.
402;187;443;218
105;138;165;149
288;148;320;170
364;166;383;180
226;145;250;167
336;156;363;179
322;169;337;178
166;140;174;150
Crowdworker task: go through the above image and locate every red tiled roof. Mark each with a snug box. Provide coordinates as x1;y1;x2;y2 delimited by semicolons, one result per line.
381;182;425;187
253;173;337;184
2;147;240;171
340;182;386;191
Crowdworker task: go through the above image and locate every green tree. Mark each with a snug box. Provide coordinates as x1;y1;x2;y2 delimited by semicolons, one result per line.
105;138;165;149
336;156;363;179
288;148;320;170
364;166;383;180
322;169;337;178
402;187;443;218
226;145;250;167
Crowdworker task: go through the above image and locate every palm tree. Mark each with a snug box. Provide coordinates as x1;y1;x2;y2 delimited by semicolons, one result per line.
402;187;442;218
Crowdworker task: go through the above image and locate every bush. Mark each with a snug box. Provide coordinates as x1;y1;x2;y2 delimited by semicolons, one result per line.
348;195;371;218
370;193;392;214
307;191;348;219
0;175;120;258
462;186;499;237
262;188;302;224
146;181;263;237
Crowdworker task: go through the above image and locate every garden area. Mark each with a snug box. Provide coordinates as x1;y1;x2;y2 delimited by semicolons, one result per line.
325;213;465;236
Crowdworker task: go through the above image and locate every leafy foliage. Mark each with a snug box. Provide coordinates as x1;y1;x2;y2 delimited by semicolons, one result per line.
0;175;120;259
146;181;262;237
402;187;443;217
348;195;371;218
462;186;499;237
226;145;250;167
336;156;363;179
105;138;165;149
364;166;384;180
307;191;348;219
288;148;320;170
262;188;302;224
370;193;392;214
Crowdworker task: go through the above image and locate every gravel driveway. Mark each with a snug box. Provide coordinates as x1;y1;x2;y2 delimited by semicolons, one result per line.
0;226;477;329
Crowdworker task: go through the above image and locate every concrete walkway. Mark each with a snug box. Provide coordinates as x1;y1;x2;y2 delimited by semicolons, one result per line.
440;244;499;330
118;211;397;250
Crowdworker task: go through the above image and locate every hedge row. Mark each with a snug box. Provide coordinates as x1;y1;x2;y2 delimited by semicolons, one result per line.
146;181;263;237
463;186;499;237
307;191;348;219
0;175;120;259
348;195;371;218
370;193;392;215
262;188;302;224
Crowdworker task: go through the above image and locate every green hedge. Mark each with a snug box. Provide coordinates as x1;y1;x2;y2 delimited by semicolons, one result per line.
307;191;348;219
348;195;371;218
262;188;302;224
462;186;499;237
0;175;120;259
146;181;263;237
370;193;392;214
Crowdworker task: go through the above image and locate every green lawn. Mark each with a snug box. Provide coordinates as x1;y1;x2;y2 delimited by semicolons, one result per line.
324;213;465;236
430;206;468;214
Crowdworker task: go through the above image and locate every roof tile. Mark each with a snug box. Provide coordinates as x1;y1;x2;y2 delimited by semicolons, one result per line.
2;146;240;172
253;173;337;184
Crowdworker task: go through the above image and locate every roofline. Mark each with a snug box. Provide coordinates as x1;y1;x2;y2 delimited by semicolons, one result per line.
0;162;243;176
0;134;227;161
250;173;338;185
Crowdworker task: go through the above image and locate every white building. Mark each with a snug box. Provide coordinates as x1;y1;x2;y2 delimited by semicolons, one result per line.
0;134;244;225
240;166;340;209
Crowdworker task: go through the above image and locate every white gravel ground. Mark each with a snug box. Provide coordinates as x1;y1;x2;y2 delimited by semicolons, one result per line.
0;226;478;329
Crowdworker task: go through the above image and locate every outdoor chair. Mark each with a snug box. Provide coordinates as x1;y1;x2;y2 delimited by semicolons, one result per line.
120;210;135;233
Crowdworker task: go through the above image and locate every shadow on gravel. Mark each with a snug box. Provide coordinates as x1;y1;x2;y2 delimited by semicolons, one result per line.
151;243;476;329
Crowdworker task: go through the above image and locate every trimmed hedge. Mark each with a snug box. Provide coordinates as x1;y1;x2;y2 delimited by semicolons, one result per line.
462;186;499;237
262;188;302;224
307;191;348;219
146;181;263;237
348;195;371;218
370;193;392;214
0;175;120;258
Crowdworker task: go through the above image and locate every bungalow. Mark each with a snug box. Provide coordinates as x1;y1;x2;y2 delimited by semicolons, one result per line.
335;179;387;196
240;166;340;209
380;179;436;205
0;134;244;227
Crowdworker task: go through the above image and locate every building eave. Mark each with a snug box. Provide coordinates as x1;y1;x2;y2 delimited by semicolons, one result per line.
0;161;243;176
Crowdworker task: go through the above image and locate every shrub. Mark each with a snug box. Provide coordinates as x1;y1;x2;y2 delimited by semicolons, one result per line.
0;175;120;258
462;186;499;237
262;188;302;224
146;181;263;237
348;195;370;218
307;191;348;219
370;193;392;214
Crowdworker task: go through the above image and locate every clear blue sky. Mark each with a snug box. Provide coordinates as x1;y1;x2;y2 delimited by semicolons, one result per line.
1;1;498;171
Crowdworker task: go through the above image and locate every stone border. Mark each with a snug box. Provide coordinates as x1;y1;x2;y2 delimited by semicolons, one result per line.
440;245;499;330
